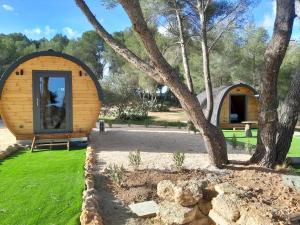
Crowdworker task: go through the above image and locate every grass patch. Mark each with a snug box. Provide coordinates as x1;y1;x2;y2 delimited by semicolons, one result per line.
223;129;300;157
0;148;85;225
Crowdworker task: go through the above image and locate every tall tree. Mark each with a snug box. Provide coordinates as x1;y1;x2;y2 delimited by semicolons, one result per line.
75;0;228;167
250;0;295;167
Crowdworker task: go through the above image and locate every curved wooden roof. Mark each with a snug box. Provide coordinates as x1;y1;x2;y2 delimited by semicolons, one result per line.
0;50;104;101
197;83;258;126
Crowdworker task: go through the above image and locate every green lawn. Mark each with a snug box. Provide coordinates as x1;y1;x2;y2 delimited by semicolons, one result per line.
0;148;85;225
223;129;300;157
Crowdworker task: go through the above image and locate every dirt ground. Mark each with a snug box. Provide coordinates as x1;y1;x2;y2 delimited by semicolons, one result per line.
0;120;16;151
96;167;300;225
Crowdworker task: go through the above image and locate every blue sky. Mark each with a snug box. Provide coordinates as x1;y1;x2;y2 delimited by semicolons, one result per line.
0;0;299;40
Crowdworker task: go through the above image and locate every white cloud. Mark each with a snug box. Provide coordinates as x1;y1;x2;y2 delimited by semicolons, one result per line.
24;27;42;35
2;4;14;11
62;27;80;39
158;25;169;36
44;25;56;36
262;1;276;30
262;15;274;29
24;26;56;39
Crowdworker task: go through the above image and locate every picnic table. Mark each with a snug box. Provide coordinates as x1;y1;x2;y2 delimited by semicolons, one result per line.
241;121;258;137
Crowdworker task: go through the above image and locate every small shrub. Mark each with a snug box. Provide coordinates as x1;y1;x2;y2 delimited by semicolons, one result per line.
105;164;125;186
108;120;113;128
164;122;168;128
128;121;131;127
128;149;142;170
231;133;237;149
145;120;149;128
178;122;182;129
172;152;185;170
187;121;197;134
245;138;254;154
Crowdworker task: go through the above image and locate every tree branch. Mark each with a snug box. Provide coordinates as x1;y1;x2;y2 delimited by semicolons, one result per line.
74;0;164;84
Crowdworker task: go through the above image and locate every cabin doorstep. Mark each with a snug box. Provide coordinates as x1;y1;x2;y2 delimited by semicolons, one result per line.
0;50;103;144
197;83;259;129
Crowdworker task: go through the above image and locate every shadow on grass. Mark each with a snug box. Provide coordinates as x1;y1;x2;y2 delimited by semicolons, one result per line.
0;149;27;166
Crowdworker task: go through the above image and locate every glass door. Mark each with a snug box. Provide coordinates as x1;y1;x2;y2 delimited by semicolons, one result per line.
33;71;72;133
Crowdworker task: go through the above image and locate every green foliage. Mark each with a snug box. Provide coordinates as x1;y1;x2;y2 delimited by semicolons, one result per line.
128;150;142;170
172;152;185;170
107;120;113;128
106;164;125;186
0;149;85;224
231;133;237;149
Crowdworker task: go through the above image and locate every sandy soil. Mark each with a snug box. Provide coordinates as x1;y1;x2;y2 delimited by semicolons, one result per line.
90;126;251;171
0;120;16;151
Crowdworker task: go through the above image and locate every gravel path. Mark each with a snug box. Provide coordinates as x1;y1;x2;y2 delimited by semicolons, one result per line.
90;125;251;171
0;120;16;151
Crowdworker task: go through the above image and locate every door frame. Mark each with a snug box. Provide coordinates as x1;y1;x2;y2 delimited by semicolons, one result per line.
32;70;73;134
229;94;247;123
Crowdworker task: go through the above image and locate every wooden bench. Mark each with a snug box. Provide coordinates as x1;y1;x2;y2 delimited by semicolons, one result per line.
31;135;71;152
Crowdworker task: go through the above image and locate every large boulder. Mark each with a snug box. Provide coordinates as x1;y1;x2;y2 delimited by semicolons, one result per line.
158;201;199;225
209;193;241;222
157;180;175;202
214;182;245;196
237;208;275;225
174;179;207;207
157;179;207;207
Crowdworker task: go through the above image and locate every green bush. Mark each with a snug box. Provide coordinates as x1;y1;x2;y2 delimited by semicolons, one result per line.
172;152;185;170
232;133;237;149
128;150;142;170
105;164;125;186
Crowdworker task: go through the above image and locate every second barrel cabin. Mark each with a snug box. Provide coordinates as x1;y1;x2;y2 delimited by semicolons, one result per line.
197;83;259;129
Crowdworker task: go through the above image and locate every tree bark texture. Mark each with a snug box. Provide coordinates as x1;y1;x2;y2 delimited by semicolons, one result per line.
254;0;295;168
75;0;228;167
197;0;214;122
275;67;300;164
174;4;194;94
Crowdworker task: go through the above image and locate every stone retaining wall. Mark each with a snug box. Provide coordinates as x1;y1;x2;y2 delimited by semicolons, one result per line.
80;146;103;225
0;144;23;160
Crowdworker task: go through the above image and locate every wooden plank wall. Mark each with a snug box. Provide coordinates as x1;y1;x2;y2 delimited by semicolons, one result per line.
0;56;101;140
219;87;258;129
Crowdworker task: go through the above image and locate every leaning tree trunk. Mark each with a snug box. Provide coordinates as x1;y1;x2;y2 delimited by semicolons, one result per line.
275;67;300;164
75;0;228;167
197;0;214;122
174;4;194;94
251;0;295;168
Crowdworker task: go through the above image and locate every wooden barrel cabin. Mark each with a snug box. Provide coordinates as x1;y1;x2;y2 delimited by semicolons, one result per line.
0;50;103;144
197;83;259;129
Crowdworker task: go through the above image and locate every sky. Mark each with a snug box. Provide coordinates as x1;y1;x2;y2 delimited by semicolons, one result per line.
0;0;299;40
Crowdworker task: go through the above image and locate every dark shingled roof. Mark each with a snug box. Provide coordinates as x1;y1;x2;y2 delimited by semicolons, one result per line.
0;50;104;101
197;83;258;126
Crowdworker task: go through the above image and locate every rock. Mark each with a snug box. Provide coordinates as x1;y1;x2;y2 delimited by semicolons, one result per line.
80;209;103;225
129;200;158;218
209;209;235;225
237;208;275;225
158;200;199;225
197;198;212;215
174;179;207;207
157;180;175;202
187;217;211;225
210;194;240;222
215;182;245;196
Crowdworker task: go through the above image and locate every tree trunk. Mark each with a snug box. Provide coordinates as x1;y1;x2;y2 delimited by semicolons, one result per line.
174;4;194;93
75;0;228;167
253;0;295;168
275;68;300;164
197;0;213;122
